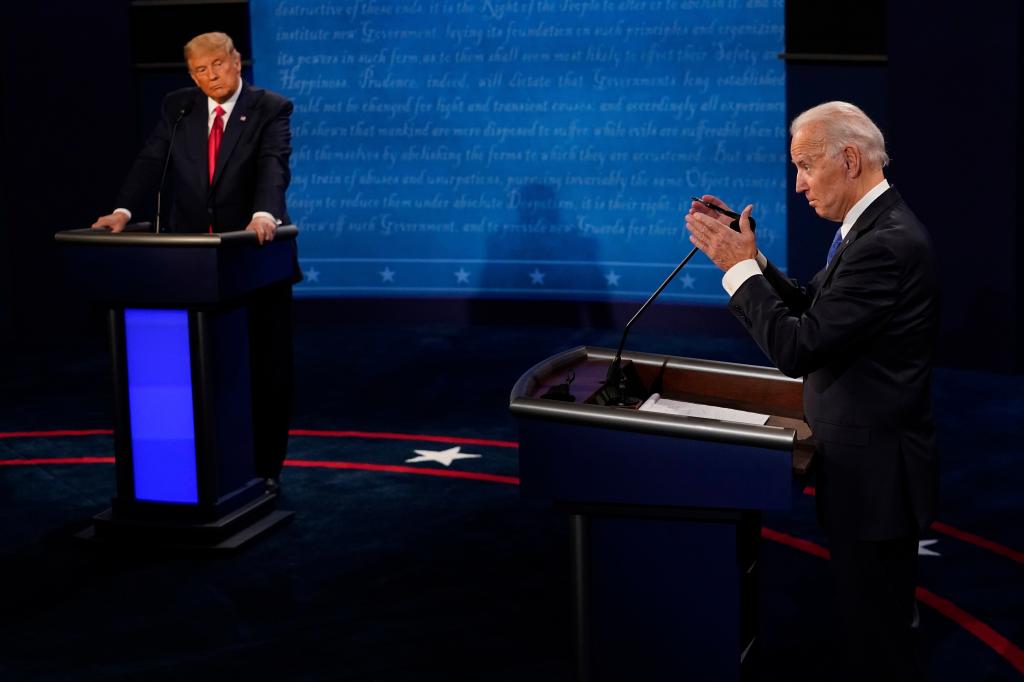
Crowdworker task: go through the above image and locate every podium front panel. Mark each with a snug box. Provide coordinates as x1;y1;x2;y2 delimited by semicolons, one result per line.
56;226;296;544
124;308;199;504
519;417;792;510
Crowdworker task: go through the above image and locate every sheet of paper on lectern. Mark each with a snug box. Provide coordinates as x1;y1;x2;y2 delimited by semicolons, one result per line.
638;393;770;426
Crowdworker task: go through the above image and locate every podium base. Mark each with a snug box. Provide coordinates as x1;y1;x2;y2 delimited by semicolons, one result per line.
76;493;294;552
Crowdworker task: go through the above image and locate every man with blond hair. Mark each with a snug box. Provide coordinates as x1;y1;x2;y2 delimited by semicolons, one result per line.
686;101;938;680
93;32;297;492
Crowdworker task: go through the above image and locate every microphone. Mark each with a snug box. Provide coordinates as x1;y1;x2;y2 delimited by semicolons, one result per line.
596;201;756;406
154;101;193;234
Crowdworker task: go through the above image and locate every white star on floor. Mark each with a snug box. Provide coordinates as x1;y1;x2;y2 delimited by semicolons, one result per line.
304;267;320;283
379;267;396;283
529;268;546;285
604;270;621;287
918;539;940;557
406;446;482;467
454;267;471;284
680;272;695;289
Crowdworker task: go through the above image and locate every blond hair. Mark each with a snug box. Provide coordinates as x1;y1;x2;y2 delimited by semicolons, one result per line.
184;32;238;60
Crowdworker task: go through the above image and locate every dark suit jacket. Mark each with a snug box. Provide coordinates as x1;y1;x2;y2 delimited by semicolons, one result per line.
117;83;292;233
729;187;940;540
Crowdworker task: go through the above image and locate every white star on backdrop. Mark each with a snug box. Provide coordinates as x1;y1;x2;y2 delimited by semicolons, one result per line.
304;267;320;283
379;267;396;283
604;270;621;287
406;446;482;467
680;272;695;289
529;268;546;285
454;268;471;284
918;539;940;557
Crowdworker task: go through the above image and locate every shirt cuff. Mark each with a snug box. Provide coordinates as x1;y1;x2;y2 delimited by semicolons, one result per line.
114;208;131;220
722;256;764;297
252;211;279;225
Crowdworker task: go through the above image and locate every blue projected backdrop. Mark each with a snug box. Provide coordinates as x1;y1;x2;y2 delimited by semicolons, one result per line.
250;0;786;301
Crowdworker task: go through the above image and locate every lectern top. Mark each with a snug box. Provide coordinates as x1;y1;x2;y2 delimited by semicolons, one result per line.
54;225;298;248
55;224;299;305
510;345;803;452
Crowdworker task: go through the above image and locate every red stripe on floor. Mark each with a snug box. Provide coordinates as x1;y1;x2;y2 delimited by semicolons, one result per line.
0;457;519;485
916;587;1024;675
288;429;518;449
928;521;1024;565
285;459;520;485
0;429;112;439
761;526;831;560
0;457;114;466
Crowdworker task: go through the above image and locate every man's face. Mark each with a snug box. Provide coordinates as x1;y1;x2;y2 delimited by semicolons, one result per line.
188;48;242;103
790;123;854;223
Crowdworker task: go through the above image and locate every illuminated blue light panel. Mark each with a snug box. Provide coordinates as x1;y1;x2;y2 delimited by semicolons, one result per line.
124;308;199;504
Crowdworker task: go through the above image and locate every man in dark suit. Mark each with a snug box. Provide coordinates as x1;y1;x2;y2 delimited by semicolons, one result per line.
93;32;296;492
685;101;939;680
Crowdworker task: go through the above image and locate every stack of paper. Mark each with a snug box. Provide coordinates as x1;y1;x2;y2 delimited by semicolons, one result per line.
638;393;770;426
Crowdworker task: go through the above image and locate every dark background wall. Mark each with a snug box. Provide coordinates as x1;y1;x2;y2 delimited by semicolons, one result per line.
887;2;1024;372
1;1;1021;371
0;4;135;357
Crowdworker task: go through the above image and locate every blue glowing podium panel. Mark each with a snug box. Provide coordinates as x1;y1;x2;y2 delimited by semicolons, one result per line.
124;308;198;504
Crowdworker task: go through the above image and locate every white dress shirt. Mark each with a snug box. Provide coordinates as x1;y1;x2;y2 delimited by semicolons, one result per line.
721;178;891;297
116;84;278;227
206;84;240;132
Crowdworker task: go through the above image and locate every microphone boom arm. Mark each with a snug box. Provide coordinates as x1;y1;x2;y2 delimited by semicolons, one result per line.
155;106;190;234
603;246;700;405
601;201;756;405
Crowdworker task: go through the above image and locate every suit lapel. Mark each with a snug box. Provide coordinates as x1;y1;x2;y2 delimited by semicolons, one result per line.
811;186;903;303
211;83;257;189
183;91;209;194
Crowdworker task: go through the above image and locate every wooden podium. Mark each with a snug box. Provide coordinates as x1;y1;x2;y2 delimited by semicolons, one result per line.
510;346;813;682
55;225;298;550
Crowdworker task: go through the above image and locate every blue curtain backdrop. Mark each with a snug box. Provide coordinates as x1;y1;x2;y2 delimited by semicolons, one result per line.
250;0;786;302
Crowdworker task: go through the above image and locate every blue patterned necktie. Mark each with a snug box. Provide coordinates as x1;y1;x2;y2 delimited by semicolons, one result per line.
826;228;844;268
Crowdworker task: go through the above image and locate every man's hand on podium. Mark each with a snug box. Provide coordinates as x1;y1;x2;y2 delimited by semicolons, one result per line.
91;212;130;233
246;215;277;245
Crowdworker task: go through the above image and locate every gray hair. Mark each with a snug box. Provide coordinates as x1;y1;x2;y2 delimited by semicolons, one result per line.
790;101;889;168
184;32;238;60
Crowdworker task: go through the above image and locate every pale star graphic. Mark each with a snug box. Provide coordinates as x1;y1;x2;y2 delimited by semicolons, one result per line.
680;272;695;289
454;268;471;284
918;539;940;557
604;270;621;287
406;446;482;467
379;267;396;283
529;268;546;285
304;267;320;283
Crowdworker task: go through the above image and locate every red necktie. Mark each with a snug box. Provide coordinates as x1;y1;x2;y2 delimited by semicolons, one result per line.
207;106;225;233
208;105;225;184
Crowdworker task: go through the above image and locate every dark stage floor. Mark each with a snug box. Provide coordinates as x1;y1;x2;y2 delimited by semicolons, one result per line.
1;308;1022;681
